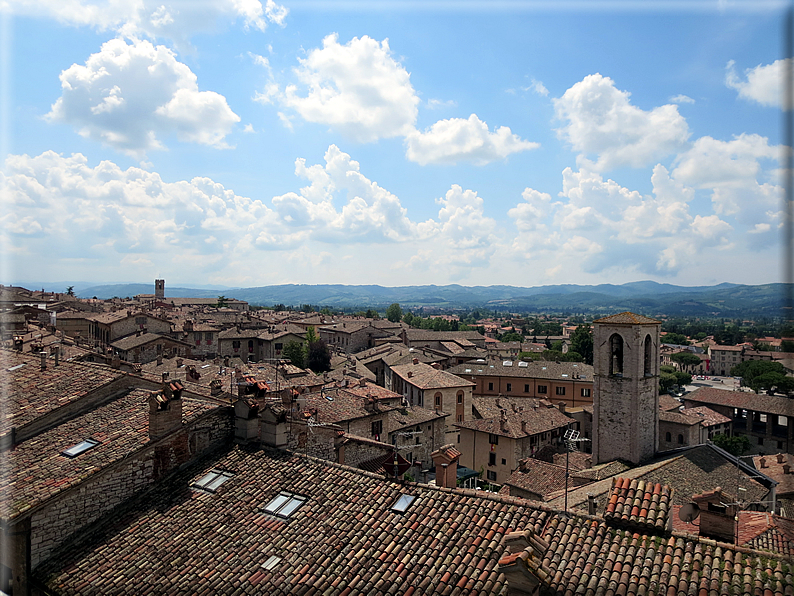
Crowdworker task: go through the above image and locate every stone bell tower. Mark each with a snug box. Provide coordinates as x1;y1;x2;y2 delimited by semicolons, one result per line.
592;312;661;465
154;279;165;299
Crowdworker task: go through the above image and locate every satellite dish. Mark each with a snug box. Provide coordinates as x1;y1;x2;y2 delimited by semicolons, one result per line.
679;502;700;523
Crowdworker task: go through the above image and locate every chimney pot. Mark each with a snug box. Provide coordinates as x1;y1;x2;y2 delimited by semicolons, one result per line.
407;371;412;378
784;464;791;474
587;494;597;516
412;357;419;365
40;351;47;371
777;453;785;464
759;457;767;469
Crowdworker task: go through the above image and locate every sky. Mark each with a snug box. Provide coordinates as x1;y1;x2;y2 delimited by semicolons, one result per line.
0;0;790;289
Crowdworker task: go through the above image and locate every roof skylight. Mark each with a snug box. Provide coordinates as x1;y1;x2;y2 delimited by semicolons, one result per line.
261;555;282;570
263;492;306;518
62;438;100;458
391;494;416;513
192;469;235;493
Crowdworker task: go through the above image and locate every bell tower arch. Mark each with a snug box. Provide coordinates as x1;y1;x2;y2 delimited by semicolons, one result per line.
592;312;661;465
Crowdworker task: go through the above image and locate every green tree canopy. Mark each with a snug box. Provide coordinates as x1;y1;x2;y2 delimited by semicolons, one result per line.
500;331;523;343
671;352;701;371
662;332;690;346
730;360;788;394
386;303;403;323
283;340;306;369
711;433;751;457
569;325;593;365
216;295;228;308
307;340;331;373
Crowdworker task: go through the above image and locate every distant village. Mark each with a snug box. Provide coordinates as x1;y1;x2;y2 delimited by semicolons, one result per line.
1;279;792;596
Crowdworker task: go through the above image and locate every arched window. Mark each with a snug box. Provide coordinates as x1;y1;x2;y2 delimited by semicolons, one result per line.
678;434;684;445
609;334;624;376
643;334;653;376
456;391;464;404
665;432;671;442
434;392;442;408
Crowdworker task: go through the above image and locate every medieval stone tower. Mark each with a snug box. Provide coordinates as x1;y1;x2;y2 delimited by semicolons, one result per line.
592;312;661;465
154;279;165;299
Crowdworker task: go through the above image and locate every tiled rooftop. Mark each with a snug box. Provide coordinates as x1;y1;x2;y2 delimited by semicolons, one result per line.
500;458;568;500
603;477;673;533
684;386;793;417
0;348;125;435
593;312;661;325
448;360;593;381
681;405;731;427
547;445;770;517
36;445;793;595
390;361;474;390
0;388;218;519
456;406;572;439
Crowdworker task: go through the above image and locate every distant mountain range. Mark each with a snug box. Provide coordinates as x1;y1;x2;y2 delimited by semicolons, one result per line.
66;281;793;318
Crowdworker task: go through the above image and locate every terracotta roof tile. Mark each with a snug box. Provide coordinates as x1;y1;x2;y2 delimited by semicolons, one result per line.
603;477;674;533
36;445;793;596
593;312;661;325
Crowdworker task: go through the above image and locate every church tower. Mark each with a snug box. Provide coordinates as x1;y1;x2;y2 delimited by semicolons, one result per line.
592;312;661;465
154;279;165;300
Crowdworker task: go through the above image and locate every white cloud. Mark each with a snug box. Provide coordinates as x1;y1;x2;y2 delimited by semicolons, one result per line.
725;58;789;109
526;78;549;96
280;34;419;143
554;73;690;171
508;188;552;232
405;114;538;166
670;94;695;104
243;123;255;133
46;37;240;156
1;0;288;47
271;145;418;242
671;133;780;221
427;98;457;109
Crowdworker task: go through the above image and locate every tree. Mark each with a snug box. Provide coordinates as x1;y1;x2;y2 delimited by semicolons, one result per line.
671;352;701;372
365;309;378;319
500;331;523;343
386;303;403;323
307;339;331;373
569;325;593;365
216;295;228;308
662;332;689;346
66;286;75;297
305;326;318;345
730;360;787;393
283;340;306;369
711;433;751;457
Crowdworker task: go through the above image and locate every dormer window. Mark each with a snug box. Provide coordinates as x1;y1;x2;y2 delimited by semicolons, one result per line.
62;438;100;458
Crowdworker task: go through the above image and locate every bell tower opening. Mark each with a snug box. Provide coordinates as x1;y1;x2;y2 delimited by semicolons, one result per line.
609;333;624;376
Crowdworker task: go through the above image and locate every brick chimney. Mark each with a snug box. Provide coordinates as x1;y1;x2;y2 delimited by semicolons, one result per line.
500;409;507;432
498;528;550;595
431;444;461;489
777;453;785;464
692;487;737;543
558;401;566;414
183;320;194;332
759;456;767;469
234;397;260;444
412;357;419;365
784;464;791;475
39;351;47;371
148;381;184;440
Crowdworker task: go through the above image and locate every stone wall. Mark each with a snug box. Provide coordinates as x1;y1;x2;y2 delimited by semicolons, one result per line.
28;408;232;569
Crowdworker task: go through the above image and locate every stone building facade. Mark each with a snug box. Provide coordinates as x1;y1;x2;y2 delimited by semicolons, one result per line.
592;312;661;465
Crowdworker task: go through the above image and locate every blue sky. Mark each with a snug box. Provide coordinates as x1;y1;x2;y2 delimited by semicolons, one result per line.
0;1;789;288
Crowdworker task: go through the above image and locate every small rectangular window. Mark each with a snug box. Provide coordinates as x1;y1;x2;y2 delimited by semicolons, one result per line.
489;453;496;466
391;494;416;513
506;383;512;392
487;470;497;482
62;438;100;458
488;382;494;391
537;385;547;394
501;458;506;465
263;492;306;518
556;387;566;396
524;384;530;393
488;433;499;445
581;388;591;397
193;469;235;493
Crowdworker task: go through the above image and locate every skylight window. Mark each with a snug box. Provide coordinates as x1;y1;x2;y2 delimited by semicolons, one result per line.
7;363;26;372
263;492;306;518
261;555;282;570
518;361;528;368
192;469;235;493
62;438;100;458
391;494;416;513
503;361;513;366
